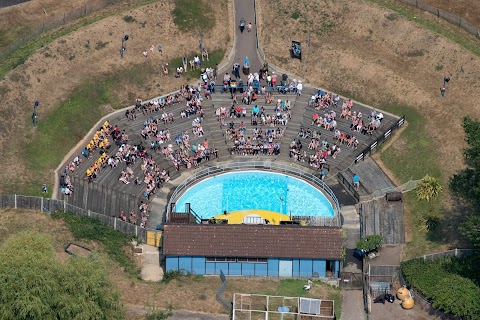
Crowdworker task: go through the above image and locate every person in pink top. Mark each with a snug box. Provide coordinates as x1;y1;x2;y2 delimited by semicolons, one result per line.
271;72;278;86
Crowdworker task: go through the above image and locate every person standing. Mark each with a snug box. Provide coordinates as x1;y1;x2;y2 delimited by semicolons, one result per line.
182;55;188;73
353;174;360;191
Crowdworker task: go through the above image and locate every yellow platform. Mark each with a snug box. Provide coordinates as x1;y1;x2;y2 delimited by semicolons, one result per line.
212;209;291;225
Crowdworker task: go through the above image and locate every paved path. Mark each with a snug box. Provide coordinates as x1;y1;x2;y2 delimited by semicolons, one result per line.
341;290;366;320
224;0;262;78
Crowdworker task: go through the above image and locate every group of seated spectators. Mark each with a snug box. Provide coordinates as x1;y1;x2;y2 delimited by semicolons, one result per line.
82;120;112;158
161;135;218;170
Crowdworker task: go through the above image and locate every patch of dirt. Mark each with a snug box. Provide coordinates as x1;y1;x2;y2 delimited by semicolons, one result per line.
419;0;480;28
0;0;231;193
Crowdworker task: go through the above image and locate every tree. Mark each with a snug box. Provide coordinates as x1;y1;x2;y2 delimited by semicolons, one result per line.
416;175;443;202
356;234;383;252
459;216;480;248
0;231;123;320
450;116;480;209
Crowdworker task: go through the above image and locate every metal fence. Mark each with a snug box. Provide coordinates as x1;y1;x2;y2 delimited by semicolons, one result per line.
167;161;341;226
0;0;123;62
397;0;480;39
416;248;478;262
355;116;405;163
0;194;147;241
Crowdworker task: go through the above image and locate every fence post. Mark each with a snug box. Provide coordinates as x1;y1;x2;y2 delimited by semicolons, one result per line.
88;209;90;217
41;197;44;212
63;12;66;23
114;218;117;230
135;226;138;238
63;199;66;212
455;248;458;257
423;255;426;261
84;5;87;15
14;194;17;209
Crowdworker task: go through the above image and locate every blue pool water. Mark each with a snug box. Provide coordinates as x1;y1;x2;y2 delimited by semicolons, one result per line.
175;171;335;218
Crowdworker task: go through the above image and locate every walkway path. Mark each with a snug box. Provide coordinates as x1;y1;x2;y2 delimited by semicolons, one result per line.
222;0;262;78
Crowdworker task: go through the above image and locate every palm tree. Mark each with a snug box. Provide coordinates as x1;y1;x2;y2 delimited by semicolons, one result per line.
416;175;443;202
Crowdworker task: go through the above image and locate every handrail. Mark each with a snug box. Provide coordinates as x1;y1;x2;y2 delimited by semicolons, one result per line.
167;161;341;226
354;116;406;163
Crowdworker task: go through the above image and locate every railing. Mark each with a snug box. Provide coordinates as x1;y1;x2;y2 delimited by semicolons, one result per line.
354;116;405;163
396;0;480;40
338;171;361;202
404;248;478;263
0;194;147;241
166;161;341;226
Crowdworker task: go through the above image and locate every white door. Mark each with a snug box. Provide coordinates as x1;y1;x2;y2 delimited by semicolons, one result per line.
279;260;293;277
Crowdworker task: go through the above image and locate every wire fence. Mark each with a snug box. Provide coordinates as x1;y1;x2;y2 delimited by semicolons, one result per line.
0;0;123;62
0;194;147;241
397;0;480;39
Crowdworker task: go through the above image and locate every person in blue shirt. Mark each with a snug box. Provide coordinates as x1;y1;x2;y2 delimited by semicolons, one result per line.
353;174;360;190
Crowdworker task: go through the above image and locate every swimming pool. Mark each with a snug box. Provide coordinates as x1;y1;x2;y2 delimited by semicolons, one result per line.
175;171;335;219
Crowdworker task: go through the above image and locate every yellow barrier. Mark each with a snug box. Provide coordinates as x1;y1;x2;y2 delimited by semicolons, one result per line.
146;231;162;247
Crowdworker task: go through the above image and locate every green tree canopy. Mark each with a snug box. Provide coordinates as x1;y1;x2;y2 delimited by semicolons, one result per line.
0;231;123;320
449;116;480;247
450;116;480;209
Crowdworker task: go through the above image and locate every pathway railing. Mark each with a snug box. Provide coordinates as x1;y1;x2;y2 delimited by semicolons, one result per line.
166;161;341;226
354;116;405;163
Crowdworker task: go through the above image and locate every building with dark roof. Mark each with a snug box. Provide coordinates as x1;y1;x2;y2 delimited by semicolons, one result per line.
163;224;342;278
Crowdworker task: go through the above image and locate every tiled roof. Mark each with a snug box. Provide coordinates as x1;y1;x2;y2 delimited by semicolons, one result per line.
163;224;342;260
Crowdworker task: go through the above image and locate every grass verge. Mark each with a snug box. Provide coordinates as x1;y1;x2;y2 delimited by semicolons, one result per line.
52;211;141;277
377;104;443;257
172;0;215;32
366;0;480;57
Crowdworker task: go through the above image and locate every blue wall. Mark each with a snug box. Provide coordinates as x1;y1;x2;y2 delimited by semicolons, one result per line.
165;256;339;278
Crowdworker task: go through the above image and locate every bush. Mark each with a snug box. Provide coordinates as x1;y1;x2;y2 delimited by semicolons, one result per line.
401;255;480;319
431;275;480;319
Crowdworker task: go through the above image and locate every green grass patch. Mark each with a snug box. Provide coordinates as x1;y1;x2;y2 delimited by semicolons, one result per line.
291;10;301;20
378;104;443;257
172;0;215;32
252;279;343;318
52;211;140;277
168;49;225;80
0;0;160;81
25;79;114;172
435;64;443;71
366;0;480;57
